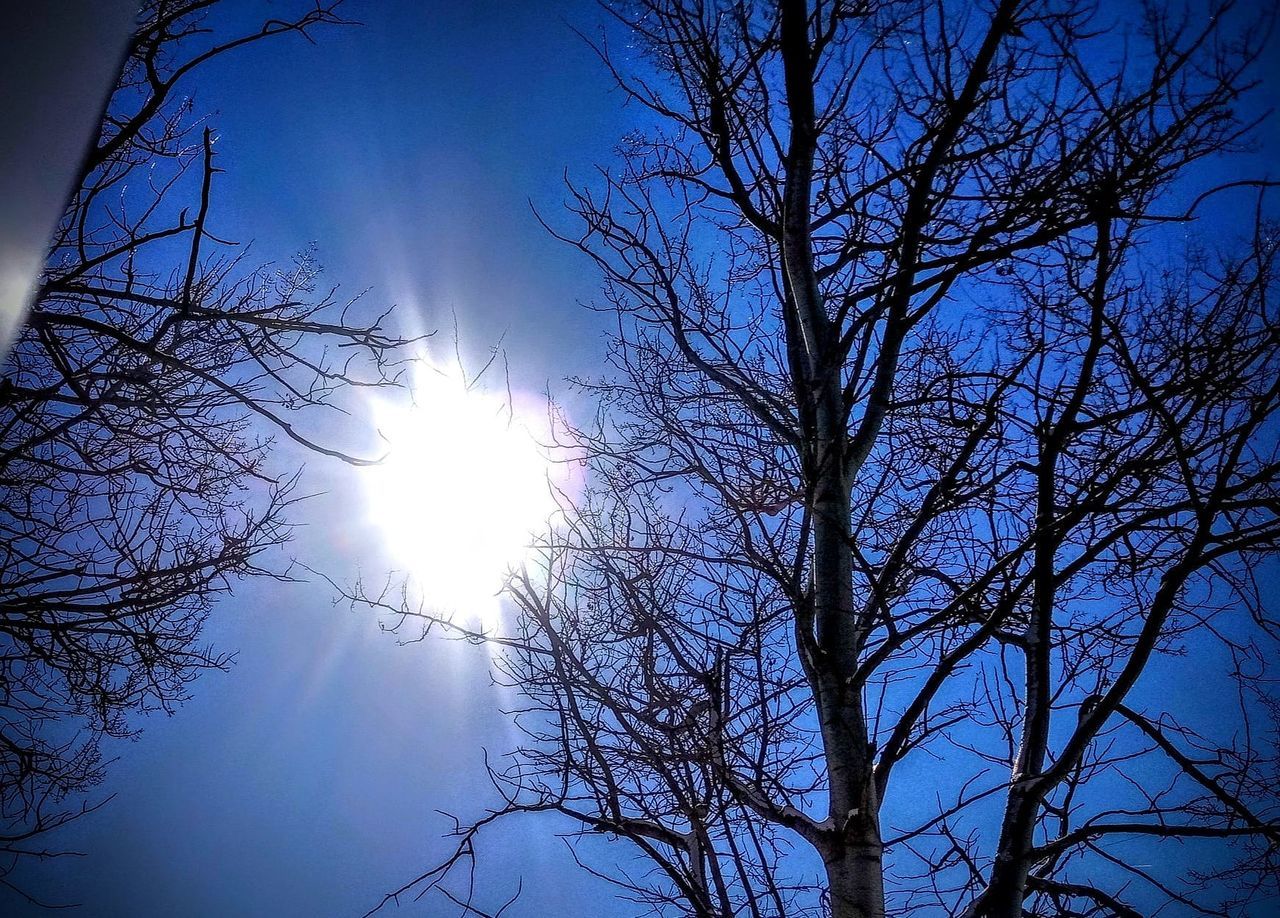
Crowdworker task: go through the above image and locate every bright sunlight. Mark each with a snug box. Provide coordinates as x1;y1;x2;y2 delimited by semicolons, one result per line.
362;360;560;624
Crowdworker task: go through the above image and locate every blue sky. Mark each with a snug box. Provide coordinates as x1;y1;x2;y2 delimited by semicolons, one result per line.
3;1;1278;915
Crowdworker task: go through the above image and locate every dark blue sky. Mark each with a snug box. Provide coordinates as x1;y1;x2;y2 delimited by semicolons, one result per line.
4;2;642;915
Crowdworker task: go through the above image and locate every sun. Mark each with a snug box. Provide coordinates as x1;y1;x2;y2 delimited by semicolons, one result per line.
361;361;560;625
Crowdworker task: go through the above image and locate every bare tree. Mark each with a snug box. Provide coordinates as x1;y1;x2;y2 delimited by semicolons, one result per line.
0;0;411;895
355;1;1279;916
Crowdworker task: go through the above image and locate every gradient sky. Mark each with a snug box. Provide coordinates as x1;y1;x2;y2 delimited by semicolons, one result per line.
3;2;640;915
3;1;1277;916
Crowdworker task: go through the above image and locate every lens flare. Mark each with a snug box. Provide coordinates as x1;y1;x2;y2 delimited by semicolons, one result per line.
362;361;559;626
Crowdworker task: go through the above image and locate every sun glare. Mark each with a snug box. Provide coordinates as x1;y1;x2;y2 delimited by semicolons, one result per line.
362;362;560;625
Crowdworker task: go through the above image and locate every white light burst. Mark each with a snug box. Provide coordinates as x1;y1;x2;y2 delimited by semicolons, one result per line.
362;361;559;625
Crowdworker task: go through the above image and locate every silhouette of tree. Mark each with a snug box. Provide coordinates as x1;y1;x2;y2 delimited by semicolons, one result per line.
355;1;1279;916
0;1;410;895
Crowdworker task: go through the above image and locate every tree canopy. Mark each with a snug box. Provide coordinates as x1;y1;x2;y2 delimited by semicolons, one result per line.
359;1;1280;916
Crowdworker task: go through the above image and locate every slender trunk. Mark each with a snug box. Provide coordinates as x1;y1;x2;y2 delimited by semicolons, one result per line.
815;600;887;918
976;219;1113;918
777;3;886;913
979;784;1040;917
813;475;885;918
979;438;1060;917
818;687;886;918
978;455;1057;915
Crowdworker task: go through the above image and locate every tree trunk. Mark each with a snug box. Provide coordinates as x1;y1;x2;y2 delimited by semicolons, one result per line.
819;678;886;918
814;660;885;918
812;478;886;918
825;841;887;918
777;3;887;913
976;784;1039;917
